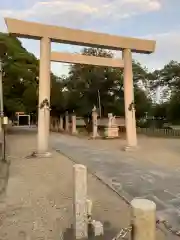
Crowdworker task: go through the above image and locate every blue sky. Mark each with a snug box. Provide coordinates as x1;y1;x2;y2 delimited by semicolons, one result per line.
0;0;179;77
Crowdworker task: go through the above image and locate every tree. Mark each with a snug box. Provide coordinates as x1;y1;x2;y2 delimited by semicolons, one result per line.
134;88;152;119
0;33;39;117
64;48;123;131
0;34;153;125
0;33;65;120
149;61;180;123
50;74;67;116
166;93;180;123
65;47;152;131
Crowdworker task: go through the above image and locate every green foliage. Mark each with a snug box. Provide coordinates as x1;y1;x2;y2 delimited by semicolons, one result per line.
0;33;39;116
50;74;67;115
166;93;180;123
2;33;180;126
65;47;151;118
150;61;180;124
0;33;63;118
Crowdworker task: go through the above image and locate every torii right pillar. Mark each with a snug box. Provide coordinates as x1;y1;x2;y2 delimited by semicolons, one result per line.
123;49;137;150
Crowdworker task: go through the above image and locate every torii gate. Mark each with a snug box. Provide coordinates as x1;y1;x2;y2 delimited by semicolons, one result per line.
5;18;156;155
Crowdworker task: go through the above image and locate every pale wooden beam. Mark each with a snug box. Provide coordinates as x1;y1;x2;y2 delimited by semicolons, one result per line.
5;18;156;53
51;52;124;68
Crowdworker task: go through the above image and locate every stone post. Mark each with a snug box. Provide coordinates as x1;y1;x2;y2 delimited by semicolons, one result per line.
52;118;55;131
73;164;88;239
108;113;113;128
92;221;104;236
50;118;53;131
65;111;69;132
28;115;30;127
59;116;63;131
123;49;137;149
37;37;51;156
55;119;59;132
86;199;92;216
92;106;98;139
72;113;77;135
131;199;156;240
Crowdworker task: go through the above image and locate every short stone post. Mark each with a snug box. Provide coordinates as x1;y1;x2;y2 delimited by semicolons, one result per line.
65;111;69;132
92;221;104;236
55;119;59;132
131;199;156;240
50;118;53;131
108;113;113;128
72;113;77;135
59;116;63;131
104;113;119;138
53;119;56;132
92;106;98;139
86;199;92;217
51;118;55;131
73;164;88;239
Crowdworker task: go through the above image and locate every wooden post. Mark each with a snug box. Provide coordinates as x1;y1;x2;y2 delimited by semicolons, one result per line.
92;221;104;236
72;113;77;135
92;106;98;139
73;164;88;239
123;49;137;149
50;118;53;131
37;37;51;155
131;199;156;240
86;199;92;216
59;116;63;131
56;119;59;132
65;111;69;132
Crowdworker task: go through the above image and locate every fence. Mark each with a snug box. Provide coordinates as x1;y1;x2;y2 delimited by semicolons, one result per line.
50;116;180;139
76;117;125;127
137;127;180;138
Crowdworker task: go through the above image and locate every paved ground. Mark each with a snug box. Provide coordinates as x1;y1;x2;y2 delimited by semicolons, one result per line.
0;126;177;239
51;133;180;233
76;132;180;169
0;128;136;240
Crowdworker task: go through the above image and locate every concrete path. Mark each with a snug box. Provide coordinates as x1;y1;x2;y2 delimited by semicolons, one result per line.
52;134;180;231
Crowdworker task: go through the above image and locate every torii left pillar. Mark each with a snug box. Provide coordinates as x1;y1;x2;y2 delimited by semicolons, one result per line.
123;48;137;150
37;37;51;156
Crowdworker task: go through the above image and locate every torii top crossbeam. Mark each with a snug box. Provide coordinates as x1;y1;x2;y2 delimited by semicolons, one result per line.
5;18;155;54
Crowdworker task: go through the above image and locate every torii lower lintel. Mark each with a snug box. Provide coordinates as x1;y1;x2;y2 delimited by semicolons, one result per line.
51;52;124;68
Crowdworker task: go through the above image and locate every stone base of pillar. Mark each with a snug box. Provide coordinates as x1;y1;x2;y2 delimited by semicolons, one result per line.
124;145;138;152
59;129;64;132
26;151;52;158
104;127;119;138
55;125;59;132
36;152;52;158
89;132;100;139
50;124;53;131
71;131;78;136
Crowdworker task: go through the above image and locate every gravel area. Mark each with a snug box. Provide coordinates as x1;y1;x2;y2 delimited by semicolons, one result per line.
0;128;169;239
